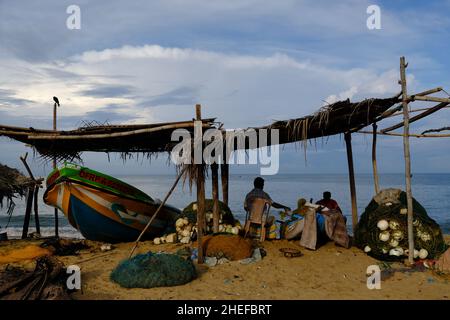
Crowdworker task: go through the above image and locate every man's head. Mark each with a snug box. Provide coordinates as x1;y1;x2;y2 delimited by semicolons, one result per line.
254;177;265;189
323;191;332;200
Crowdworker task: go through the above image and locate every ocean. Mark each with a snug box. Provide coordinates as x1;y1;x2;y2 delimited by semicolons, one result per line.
1;173;449;238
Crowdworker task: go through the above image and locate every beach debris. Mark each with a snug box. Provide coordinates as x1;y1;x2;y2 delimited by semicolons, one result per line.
205;256;218;267
355;188;447;261
0;256;71;300
111;252;197;288
434;247;450;274
100;244;113;252
40;238;90;256
279;247;303;258
364;246;371;253
240;248;264;265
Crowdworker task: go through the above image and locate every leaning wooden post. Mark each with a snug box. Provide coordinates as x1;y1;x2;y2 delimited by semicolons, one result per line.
372;123;380;194
211;163;220;233
400;56;415;265
128;166;187;258
344;132;358;233
21;186;34;239
20;152;41;236
220;163;229;206
195;104;206;264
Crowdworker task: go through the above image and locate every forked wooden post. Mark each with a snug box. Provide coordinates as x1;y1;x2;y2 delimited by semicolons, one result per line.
400;56;415;265
372;123;380;194
195;104;206;264
345;132;358;233
211;163;220;233
220;163;229;206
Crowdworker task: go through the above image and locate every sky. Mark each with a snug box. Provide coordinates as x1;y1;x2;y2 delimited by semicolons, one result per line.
0;0;449;177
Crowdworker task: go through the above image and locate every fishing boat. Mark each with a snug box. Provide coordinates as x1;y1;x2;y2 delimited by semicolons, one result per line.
43;162;181;243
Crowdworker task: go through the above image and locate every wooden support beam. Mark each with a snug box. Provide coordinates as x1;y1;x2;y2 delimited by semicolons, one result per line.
21;186;34;239
400;56;415;265
409;95;450;104
220;163;229;206
195;104;206;264
381;102;449;133
344;132;358;233
413;87;442;97
211;163;220;233
372;123;380;195
358;130;450;138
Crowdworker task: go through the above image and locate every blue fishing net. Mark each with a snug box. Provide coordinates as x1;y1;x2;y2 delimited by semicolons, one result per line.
110;252;197;288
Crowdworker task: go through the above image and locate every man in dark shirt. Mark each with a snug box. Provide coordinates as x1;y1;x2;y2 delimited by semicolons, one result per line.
316;191;342;213
244;177;290;212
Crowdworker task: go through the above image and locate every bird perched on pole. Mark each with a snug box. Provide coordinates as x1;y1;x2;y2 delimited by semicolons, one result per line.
53;96;60;107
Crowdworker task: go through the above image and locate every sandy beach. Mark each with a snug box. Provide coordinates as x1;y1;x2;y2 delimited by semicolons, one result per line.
1;236;449;300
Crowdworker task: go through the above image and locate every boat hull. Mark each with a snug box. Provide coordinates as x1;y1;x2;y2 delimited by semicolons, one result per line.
44;164;180;243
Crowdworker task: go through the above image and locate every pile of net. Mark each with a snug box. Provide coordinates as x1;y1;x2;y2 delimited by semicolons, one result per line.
110;252;197;288
202;234;253;261
182;199;235;225
354;188;447;261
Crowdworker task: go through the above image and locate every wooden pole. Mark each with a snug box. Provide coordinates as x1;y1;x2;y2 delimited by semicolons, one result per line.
372;123;380;194
220;163;229;206
53;101;59;238
400;56;415;265
33;186;41;235
129;166;187;258
20;152;41;236
211;163;220;233
344;132;358;233
21;186;34;239
196;104;206;264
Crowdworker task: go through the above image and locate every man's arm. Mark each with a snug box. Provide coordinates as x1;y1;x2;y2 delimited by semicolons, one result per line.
272;201;291;211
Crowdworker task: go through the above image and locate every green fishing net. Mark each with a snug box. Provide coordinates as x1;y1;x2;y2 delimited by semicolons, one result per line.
354;189;447;261
110;252;197;288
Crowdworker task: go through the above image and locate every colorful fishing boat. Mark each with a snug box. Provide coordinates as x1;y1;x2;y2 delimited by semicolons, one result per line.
44;162;180;243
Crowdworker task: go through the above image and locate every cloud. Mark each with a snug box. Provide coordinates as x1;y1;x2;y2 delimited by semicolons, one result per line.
78;85;134;98
139;86;200;107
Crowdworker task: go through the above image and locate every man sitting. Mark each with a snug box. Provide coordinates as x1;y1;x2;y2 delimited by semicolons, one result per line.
244;177;290;238
244;177;290;213
316;191;342;214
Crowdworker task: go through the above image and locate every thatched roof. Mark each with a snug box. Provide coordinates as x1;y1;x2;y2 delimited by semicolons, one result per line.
0;164;34;215
0;96;400;161
0;118;217;162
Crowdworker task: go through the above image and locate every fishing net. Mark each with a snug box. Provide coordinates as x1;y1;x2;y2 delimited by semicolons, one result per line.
182;199;235;224
202;234;253;260
355;188;447;261
110;252;197;288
